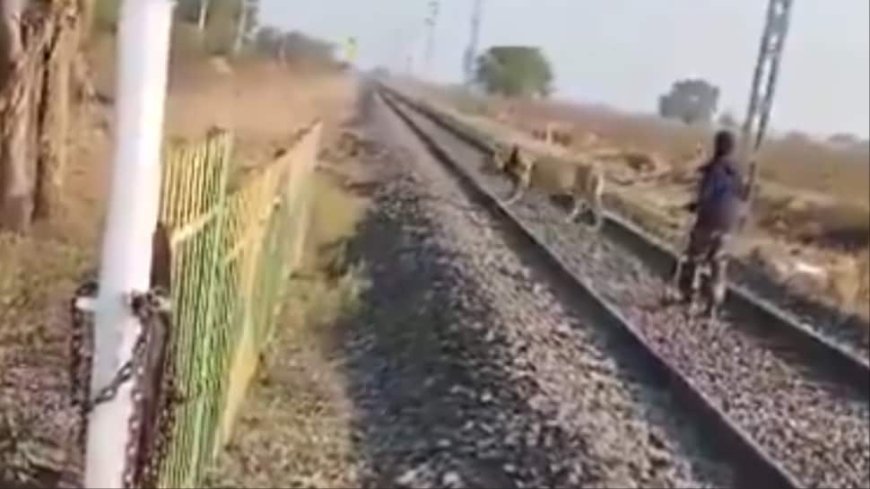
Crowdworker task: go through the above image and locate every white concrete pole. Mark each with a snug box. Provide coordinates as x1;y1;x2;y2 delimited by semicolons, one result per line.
85;0;174;487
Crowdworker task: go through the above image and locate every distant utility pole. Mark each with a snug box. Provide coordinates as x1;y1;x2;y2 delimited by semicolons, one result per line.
740;0;794;203
424;0;440;78
463;0;483;86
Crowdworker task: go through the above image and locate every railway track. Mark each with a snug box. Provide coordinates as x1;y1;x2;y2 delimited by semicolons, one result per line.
378;86;870;488
384;84;870;391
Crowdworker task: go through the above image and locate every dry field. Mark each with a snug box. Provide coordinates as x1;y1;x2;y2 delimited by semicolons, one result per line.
0;29;354;485
412;82;870;322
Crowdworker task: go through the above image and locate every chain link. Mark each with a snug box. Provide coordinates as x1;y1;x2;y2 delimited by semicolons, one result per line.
126;287;177;489
69;283;177;489
69;280;97;449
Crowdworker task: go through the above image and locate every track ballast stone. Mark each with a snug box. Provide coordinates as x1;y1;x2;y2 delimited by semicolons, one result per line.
338;95;735;488
395;102;870;488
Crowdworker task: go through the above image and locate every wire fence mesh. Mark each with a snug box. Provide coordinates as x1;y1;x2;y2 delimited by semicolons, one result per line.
155;122;321;487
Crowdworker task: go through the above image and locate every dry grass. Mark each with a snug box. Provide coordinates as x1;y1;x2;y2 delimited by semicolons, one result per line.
89;29;355;169
0;235;90;486
428;84;869;202
205;149;371;488
204;263;368;489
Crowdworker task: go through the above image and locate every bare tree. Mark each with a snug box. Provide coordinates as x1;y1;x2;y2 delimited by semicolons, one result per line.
232;0;246;54
34;0;81;220
0;0;35;231
232;0;257;55
197;0;209;31
0;0;83;231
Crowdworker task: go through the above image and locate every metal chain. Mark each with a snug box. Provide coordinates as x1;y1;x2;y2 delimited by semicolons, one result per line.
125;287;177;489
69;283;177;489
69;280;97;448
88;335;148;414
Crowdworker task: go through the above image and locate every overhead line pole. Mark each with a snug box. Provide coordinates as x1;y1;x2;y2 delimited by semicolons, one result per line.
424;0;440;79
740;0;794;205
463;0;484;86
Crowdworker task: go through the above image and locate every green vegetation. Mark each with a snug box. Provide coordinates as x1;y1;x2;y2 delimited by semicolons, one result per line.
474;46;554;98
658;78;720;125
93;0;259;55
253;28;337;65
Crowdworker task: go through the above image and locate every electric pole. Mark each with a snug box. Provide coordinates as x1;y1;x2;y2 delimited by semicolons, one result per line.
463;0;484;86
740;0;794;203
424;0;440;78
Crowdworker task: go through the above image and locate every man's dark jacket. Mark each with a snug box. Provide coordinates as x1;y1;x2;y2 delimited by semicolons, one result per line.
694;157;744;230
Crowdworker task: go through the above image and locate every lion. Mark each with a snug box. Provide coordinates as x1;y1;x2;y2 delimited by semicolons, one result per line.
485;143;605;228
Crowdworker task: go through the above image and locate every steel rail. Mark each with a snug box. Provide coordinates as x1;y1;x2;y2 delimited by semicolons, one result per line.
380;84;870;397
379;87;801;489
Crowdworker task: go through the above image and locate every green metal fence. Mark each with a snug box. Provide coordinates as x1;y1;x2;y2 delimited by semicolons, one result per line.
154;122;322;487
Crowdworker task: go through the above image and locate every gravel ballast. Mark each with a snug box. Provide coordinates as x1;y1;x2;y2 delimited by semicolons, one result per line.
337;93;738;488
390;98;870;488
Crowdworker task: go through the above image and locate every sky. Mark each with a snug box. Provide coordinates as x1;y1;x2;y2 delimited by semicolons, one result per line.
260;0;870;138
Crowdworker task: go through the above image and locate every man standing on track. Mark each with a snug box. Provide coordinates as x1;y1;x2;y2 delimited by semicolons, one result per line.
676;130;747;319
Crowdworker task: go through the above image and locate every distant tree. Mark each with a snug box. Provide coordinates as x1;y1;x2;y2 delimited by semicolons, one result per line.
371;66;390;78
254;26;281;54
175;0;202;23
253;27;335;65
783;131;810;143
474;46;553;98
175;0;258;54
236;0;259;53
93;0;120;32
718;110;738;129
282;31;334;64
828;133;860;147
658;78;720;125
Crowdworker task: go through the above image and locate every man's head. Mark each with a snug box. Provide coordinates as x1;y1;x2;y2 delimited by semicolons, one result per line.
713;130;736;158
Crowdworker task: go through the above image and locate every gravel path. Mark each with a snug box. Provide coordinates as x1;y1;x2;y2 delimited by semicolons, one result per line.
390;99;870;488
333;93;737;488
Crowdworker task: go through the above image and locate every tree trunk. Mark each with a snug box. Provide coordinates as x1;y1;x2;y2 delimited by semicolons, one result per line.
77;0;89;37
74;0;95;102
232;0;246;55
34;0;77;220
0;0;34;232
0;0;80;229
197;0;209;32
